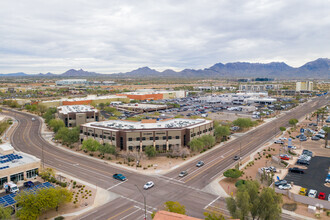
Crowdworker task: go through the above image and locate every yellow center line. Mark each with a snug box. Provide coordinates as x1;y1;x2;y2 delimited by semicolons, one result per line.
107;206;135;220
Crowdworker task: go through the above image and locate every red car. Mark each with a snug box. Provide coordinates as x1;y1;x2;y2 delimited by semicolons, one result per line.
318;192;325;200
280;155;290;160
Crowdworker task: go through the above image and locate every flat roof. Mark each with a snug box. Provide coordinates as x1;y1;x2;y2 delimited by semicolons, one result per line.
0;143;14;152
42;95;127;103
84;118;211;130
119;103;167;109
0;151;40;171
57;105;98;114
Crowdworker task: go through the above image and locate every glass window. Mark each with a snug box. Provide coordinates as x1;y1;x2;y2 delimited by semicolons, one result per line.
128;138;132;141
10;172;24;182
175;136;180;139
0;177;8;187
26;168;38;179
155;137;159;140
150;137;153;140
136;137;140;141
142;137;146;141
163;136;167;140
168;136;172;140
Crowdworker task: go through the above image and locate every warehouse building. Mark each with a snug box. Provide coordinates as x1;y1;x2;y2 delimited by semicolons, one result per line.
57;105;99;127
0;143;40;187
80;118;213;152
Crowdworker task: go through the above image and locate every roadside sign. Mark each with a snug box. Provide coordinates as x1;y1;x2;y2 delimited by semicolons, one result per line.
288;138;292;147
277;176;280;180
300;128;305;133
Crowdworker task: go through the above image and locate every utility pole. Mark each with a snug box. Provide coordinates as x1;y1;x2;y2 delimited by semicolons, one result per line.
135;185;147;220
42;144;44;169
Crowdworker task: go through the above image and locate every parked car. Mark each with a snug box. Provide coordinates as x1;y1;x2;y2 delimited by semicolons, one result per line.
315;134;325;139
328;194;330;201
288;145;296;149
309;123;317;126
299;188;307;196
179;171;188;177
113;173;127;181
279;137;287;140
279;184;292;190
311;136;320;140
308;189;317;198
233;155;240;160
302;150;313;157
275;180;287;186
274;140;284;144
298;155;311;161
318;192;326;200
289;167;304;174
297;159;310;166
280;154;291;160
143;181;154;190
299;136;307;141
196;161;204;167
23;181;35;188
325;174;330;183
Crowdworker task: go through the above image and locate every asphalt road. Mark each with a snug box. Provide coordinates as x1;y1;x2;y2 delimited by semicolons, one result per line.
1;95;328;219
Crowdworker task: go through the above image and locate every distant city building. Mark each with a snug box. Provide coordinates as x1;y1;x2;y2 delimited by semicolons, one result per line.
296;81;313;91
55;79;87;86
117;89;186;101
0;143;40;186
199;93;276;105
117;103;167;112
239;84;282;92
57;105;99;127
194;86;235;91
80;118;213;152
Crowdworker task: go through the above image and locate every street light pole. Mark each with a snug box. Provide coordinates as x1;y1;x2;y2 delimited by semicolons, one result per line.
135;184;147;220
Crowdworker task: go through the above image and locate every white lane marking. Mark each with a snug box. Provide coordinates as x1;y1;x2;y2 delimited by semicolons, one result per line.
107;181;126;191
179;148;234;181
154;174;184;183
120;195;157;210
120;206;141;220
204;195;221;209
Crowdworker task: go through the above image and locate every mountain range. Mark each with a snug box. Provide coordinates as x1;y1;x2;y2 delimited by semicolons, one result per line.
0;58;329;79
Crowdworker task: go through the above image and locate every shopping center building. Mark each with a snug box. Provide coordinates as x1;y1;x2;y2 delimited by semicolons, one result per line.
80;118;214;152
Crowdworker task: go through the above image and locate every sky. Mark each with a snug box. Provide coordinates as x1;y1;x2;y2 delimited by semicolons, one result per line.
0;0;330;74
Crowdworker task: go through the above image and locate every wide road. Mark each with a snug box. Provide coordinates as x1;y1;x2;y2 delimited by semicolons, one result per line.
1;95;328;219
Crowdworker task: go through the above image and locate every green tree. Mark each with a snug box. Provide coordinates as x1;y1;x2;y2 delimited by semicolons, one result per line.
98;103;105;110
164;201;186;215
214;126;230;142
225;197;240;219
200;135;215;148
223;169;242;179
322;126;330;148
236;191;250;219
288;118;298;128
49;119;65;133
145;145;157;158
258;188;282;220
81;138;101;152
55;127;80;145
42;107;57;124
0;205;12;219
279;127;286;132
188;138;204;152
98;143;117;155
233;118;257;129
204;211;225;220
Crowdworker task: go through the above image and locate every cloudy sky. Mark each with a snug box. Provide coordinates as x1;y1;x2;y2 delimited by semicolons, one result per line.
0;0;329;74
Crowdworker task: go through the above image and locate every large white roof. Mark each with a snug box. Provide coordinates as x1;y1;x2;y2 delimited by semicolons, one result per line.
58;105;98;114
85;118;211;130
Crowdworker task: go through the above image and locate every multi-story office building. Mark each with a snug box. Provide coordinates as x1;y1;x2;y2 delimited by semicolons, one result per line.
55;79;87;86
296;81;313;91
57;105;99;127
80;118;214;152
239;84;282;92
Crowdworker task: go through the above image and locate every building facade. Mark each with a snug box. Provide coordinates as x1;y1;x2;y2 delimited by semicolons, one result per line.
239;84;283;92
79;118;214;152
55;79;87;86
57;105;99;127
296;81;313;92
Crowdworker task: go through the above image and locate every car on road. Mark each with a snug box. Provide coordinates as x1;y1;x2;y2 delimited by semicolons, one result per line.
196;161;204;167
311;136;320;140
308;189;317;198
274;140;284;144
280;154;291;160
325;174;330;183
318;192;325;200
299;188;307;196
144;181;154;190
289;167;304;174
275;180;287;187
233;155;240;160
279;184;292;190
179;171;188;177
113;173;126;181
31;117;35;121
24;181;35;188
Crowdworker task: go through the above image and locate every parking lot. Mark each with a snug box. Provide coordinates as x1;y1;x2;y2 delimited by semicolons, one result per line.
284;156;330;196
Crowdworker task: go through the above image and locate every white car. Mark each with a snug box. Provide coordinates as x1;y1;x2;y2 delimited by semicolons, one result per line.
279;137;287;140
274;140;284;144
308;189;317;198
279;184;292;190
143;181;154;190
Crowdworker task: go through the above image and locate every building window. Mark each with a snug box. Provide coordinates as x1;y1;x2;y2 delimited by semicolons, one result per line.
99;135;103;138
92;133;94;137
150;137;153;141
168;136;172;140
142;137;146;141
155;137;159;140
191;134;193;137
142;146;146;151
91;116;94;118
26;168;38;179
84;132;87;135
156;145;160;151
169;144;172;150
108;136;111;140
128;138;132;141
0;177;8;187
112;137;115;141
175;136;180;139
80;130;83;133
163;145;166;151
129;146;133;151
163;136;167;140
10;172;24;182
136;137;140;141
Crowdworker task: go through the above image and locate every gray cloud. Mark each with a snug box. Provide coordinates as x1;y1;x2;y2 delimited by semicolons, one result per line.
0;0;329;74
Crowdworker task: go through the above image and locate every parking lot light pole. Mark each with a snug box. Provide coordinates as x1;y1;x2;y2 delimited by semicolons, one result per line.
135;184;147;220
